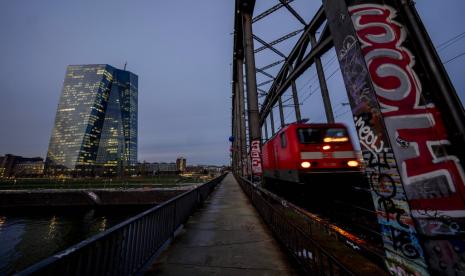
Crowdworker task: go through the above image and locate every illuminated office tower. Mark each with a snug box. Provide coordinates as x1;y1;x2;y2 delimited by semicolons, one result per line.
176;157;186;173
45;64;138;176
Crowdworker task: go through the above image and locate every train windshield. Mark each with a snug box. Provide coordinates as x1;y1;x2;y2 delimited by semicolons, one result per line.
297;128;323;144
297;128;348;144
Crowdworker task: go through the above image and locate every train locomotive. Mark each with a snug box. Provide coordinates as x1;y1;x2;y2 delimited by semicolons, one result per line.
262;122;362;184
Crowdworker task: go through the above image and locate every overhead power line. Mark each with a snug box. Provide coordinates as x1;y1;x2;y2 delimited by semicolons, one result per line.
444;51;465;65
437;31;465;52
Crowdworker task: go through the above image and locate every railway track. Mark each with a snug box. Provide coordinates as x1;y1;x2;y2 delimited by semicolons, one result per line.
264;176;385;260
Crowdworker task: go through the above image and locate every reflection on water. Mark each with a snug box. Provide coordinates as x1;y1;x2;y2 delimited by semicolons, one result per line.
0;206;148;274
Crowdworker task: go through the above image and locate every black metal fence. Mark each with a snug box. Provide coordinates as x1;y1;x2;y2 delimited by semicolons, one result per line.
236;175;354;276
18;173;227;275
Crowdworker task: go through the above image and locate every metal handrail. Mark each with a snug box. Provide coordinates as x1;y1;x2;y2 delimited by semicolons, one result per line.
236;175;355;276
18;173;227;275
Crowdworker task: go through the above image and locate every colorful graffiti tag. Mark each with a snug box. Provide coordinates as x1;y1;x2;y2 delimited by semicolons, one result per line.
250;139;263;175
325;0;465;274
349;3;465;274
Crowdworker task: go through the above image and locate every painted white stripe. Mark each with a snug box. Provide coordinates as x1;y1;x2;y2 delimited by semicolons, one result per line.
333;151;356;159
300;152;323;159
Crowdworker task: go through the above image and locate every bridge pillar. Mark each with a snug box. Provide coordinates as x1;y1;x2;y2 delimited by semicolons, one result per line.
236;58;248;177
324;0;465;274
242;9;263;181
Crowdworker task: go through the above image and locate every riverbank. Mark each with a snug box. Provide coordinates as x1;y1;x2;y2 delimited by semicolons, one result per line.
0;186;196;208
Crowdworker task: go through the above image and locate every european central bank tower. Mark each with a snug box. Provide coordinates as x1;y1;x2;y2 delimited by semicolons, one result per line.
46;64;138;176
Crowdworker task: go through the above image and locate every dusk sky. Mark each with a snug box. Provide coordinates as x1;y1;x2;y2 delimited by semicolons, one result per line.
0;0;464;165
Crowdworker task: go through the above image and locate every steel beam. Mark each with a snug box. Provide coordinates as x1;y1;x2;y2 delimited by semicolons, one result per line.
289;65;302;122
269;109;275;135
236;58;247;176
260;35;333;123
243;10;262;179
278;0;307;25
257;79;274;87
264;118;269;140
258;60;285;71
259;6;327;124
256;68;275;79
255;29;303;53
310;34;334;123
253;35;287;59
252;0;295;23
278;97;285;127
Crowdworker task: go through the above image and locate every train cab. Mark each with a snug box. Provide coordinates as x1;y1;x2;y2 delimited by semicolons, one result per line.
262;122;362;184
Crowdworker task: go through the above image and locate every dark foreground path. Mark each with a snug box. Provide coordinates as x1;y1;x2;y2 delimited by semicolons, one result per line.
146;173;297;275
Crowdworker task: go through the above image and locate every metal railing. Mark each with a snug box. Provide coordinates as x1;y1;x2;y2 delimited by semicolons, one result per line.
236;175;354;276
18;173;227;275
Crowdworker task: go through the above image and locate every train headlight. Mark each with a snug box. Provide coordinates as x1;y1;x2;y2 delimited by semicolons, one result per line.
322;145;331;150
347;160;359;167
301;161;311;168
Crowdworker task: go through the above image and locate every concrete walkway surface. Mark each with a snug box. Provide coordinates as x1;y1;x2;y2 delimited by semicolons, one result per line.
145;173;297;275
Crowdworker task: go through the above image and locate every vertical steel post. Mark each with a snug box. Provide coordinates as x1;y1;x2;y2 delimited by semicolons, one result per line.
243;10;263;179
236;87;243;174
289;65;302;122
269;109;275;135
264;119;269;140
278;97;285;127
237;58;248;176
310;34;334;123
232;88;239;174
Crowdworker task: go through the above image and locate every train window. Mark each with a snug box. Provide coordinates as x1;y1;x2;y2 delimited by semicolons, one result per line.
280;132;287;148
326;128;347;137
297;128;323;144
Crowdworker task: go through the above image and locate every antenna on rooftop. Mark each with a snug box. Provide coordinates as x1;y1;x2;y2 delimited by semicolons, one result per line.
123;61;127;71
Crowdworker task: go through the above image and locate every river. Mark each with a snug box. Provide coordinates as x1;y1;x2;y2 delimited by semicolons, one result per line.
0;205;149;274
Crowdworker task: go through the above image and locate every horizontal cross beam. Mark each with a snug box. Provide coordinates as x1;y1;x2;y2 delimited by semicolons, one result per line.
255;29;303;53
252;0;295;23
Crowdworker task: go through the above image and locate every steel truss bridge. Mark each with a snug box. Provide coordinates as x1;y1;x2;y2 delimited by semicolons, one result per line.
231;0;465;275
13;1;465;275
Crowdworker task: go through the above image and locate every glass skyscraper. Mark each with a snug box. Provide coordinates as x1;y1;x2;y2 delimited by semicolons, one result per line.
45;64;138;176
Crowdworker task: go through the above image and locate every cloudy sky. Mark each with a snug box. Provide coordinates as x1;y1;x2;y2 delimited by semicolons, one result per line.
0;0;464;165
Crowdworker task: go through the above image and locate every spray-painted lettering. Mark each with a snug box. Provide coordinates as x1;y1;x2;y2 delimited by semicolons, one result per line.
250;140;263;175
350;3;465;273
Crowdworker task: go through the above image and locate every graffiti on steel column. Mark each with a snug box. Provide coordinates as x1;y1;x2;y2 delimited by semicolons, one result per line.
324;0;428;274
335;14;426;275
250;140;263;175
350;3;465;273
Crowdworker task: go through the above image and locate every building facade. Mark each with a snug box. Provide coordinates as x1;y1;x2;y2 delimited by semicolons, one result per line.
0;154;44;178
176;157;186;173
45;64;138;176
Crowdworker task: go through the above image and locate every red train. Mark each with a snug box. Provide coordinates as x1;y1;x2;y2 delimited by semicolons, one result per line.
262;122;362;184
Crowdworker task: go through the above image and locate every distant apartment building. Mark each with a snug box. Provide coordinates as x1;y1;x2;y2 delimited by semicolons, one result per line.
45;64;138;177
136;162;178;176
0;154;44;178
176;157;186;173
157;162;177;174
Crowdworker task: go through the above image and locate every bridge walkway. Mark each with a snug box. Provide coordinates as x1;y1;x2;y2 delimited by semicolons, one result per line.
145;173;297;275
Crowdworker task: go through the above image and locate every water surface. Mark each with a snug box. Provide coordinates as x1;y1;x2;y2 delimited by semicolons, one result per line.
0;206;149;274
